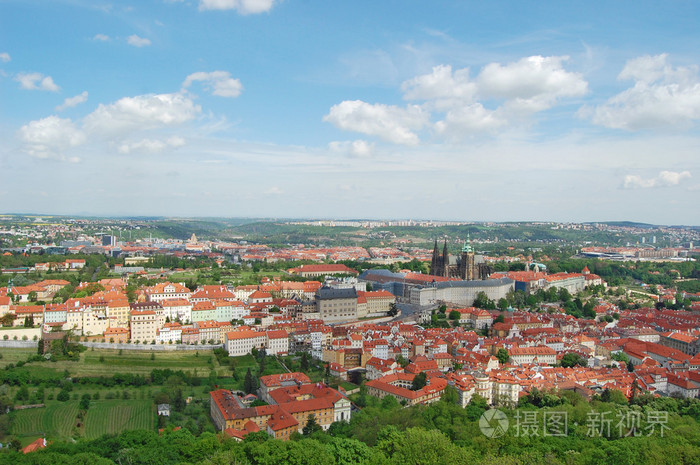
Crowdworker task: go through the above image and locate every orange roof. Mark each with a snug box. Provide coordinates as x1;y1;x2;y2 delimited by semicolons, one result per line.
226;329;264;340
22;438;47;454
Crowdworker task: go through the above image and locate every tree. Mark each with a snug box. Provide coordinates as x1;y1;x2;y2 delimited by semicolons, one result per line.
560;352;587;368
244;368;257;395
497;298;509;311
448;310;461;321
80;393;91;410
300;352;310;372
601;388;628;405
474;291;494;309
411;372;427;391
388;303;399;317
496;348;510;365
173;388;186;412
23;314;34;327
302;414;322;436
494;314;505;324
440;385;459;404
14;385;29;402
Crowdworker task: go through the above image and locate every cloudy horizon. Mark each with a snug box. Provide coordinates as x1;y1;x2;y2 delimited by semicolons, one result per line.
1;1;699;225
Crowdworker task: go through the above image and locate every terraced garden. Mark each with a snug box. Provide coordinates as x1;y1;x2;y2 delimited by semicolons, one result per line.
83;399;154;439
11;399;153;441
11;401;79;440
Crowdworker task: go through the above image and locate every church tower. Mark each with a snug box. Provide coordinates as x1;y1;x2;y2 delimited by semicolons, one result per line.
431;240;440;275
442;240;450;277
460;234;476;280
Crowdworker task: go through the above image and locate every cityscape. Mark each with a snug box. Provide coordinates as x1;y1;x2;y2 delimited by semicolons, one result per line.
2;0;700;464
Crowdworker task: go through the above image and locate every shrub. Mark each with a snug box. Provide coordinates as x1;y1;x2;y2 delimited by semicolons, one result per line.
57;390;70;402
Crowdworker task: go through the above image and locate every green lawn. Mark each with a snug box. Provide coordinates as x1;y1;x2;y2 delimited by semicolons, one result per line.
11;401;79;441
0;348;37;368
11;399;154;442
14;348;229;378
83;399;154;440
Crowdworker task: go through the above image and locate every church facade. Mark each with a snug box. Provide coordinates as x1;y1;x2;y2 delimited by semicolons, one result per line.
430;237;492;280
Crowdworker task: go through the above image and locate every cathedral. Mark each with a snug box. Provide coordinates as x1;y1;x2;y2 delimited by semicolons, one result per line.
430;236;492;280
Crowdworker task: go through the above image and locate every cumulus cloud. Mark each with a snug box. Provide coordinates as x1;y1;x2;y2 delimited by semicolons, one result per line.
56;91;88;111
182;71;243;97
324;100;428;145
18;116;85;161
0;52;10;62
93;34;110;42
329;140;375;158
623;170;691;189
435;103;506;136
401;64;477;106
117;136;186;154
199;0;275;14
15;72;60;91
477;56;587;103
587;54;700;130
127;35;151;47
83;93;200;136
327;55;587;143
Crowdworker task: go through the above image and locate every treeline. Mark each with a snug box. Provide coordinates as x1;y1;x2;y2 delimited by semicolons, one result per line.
2;388;699;464
0;362;201;388
546;258;699;287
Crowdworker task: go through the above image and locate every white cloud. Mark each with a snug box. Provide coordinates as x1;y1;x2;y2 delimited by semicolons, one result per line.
329;140;375;158
0;52;10;62
127;35;151;47
93;34;110;42
117;136;186;154
327;55;587;143
401;64;477;106
56;91;89;111
435;103;506;135
15;72;60;92
623;170;691;189
588;54;700;130
198;0;275;14
83;93;201;136
182;71;243;97
19;87;201;162
477;56;587;104
324;100;428;145
18;116;85;161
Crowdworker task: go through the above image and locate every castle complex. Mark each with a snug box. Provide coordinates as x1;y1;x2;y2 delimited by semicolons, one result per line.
430;236;492;280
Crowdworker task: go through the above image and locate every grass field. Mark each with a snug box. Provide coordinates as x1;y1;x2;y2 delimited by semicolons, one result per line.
0;348;37;368
6;347;230;378
83;399;154;440
169;269;287;285
11;399;153;442
11;401;80;441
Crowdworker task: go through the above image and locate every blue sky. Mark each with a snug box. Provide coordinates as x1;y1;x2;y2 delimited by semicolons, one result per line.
1;0;699;224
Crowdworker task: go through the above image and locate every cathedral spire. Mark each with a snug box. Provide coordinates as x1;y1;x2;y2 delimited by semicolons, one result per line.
461;233;473;253
431;239;439;274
